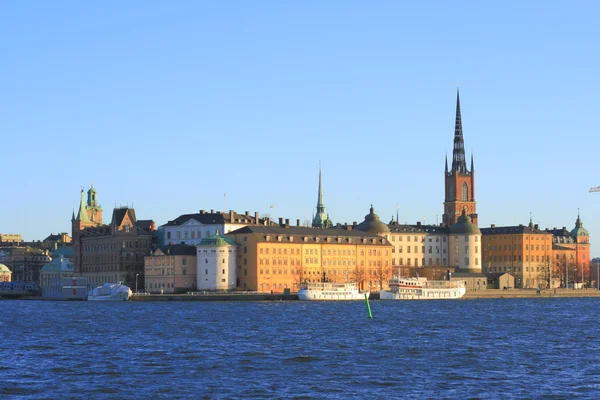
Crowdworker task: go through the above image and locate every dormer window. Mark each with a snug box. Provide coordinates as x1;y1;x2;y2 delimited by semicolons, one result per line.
125;224;130;233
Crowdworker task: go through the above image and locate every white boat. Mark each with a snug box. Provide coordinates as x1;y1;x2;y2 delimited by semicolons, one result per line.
87;283;132;301
297;282;368;301
380;276;466;300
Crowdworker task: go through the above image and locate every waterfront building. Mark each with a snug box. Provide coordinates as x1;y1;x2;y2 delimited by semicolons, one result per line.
312;166;333;228
39;255;74;296
227;225;392;293
0;263;11;282
144;244;197;294
545;213;591;287
196;233;238;291
481;214;590;289
443;89;477;227
79;207;156;287
162;209;272;246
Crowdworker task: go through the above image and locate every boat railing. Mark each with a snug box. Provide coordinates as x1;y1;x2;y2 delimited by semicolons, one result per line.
185;291;271;296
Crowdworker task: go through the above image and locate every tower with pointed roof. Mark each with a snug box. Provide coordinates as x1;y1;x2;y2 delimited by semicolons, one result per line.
443;89;477;227
71;186;104;274
312;166;333;228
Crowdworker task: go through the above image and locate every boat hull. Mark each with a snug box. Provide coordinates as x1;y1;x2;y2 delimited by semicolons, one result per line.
298;291;369;301
379;287;466;300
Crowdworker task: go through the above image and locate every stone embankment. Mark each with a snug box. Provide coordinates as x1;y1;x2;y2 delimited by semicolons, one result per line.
463;288;600;299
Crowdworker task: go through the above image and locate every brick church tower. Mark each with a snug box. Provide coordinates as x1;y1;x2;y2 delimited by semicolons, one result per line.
71;185;103;274
443;90;478;227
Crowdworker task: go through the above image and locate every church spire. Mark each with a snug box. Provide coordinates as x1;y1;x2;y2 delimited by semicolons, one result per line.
445;152;448;174
316;164;324;214
76;189;90;222
312;164;332;228
451;88;468;174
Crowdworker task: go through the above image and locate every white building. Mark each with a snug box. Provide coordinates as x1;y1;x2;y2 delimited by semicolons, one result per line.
196;233;238;291
162;209;270;246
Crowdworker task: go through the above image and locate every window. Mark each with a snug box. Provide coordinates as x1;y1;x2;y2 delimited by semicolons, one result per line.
462;182;468;201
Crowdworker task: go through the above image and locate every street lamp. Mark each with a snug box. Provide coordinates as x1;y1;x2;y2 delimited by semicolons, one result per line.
135;273;139;294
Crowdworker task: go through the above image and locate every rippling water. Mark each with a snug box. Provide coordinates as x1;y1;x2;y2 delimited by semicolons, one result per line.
1;298;600;399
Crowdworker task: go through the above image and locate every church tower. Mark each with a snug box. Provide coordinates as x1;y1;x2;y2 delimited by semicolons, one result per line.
71;186;103;274
312;166;333;228
443;90;477;226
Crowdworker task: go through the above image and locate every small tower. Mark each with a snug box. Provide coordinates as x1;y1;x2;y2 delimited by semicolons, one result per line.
443;89;477;226
312;166;333;228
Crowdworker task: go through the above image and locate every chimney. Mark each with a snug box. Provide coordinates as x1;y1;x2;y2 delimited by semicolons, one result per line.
210;209;214;214
255;212;259;223
562;227;566;230
279;217;283;226
245;211;249;216
265;217;270;226
230;210;234;222
491;224;496;228
534;224;539;230
200;210;205;215
285;219;290;227
346;225;352;231
416;221;421;226
296;219;300;227
353;221;357;227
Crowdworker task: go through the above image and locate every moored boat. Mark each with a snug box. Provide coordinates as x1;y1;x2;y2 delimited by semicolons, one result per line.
297;282;368;301
88;283;132;301
380;276;466;300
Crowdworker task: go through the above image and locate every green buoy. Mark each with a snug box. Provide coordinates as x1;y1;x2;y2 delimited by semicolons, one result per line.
364;293;372;319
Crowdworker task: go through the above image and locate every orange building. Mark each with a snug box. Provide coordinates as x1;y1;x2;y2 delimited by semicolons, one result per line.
481;219;553;289
227;226;392;293
546;214;590;287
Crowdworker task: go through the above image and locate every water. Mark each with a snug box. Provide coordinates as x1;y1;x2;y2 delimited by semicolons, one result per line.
1;298;600;399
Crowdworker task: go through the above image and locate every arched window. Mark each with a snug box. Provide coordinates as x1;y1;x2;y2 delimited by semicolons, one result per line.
461;182;468;201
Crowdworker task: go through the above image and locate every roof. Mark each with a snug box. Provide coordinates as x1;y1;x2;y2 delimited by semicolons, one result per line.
51;246;74;258
162;210;268;227
388;222;449;234
451;272;487;278
481;225;549;235
0;263;10;273
113;208;136;226
228;225;391;245
40;256;73;273
354;205;390;235
136;220;156;232
449;209;481;235
198;235;237;247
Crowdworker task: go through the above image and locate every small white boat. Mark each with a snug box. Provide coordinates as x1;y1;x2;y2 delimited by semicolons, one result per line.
87;283;132;301
380;276;466;300
297;282;368;301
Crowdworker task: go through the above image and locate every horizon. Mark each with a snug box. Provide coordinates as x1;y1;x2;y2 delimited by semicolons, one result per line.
1;2;598;257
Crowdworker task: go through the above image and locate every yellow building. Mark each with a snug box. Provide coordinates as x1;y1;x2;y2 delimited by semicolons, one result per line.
144;244;197;294
227;226;392;293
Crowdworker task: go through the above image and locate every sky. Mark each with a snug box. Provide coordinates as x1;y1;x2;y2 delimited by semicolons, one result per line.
1;1;598;256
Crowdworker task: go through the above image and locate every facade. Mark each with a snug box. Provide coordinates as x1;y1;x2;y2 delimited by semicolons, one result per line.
79;207;156;287
481;217;554;289
546;214;591;287
443;90;477;227
197;234;238;291
162;209;272;246
312;166;333;228
0;247;51;284
144;244;197;294
227;225;392;293
0;263;11;282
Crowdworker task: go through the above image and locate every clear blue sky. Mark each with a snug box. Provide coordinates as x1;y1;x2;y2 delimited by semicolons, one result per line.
1;1;598;256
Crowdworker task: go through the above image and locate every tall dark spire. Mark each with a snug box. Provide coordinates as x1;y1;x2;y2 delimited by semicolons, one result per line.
312;164;332;228
451;88;468;174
